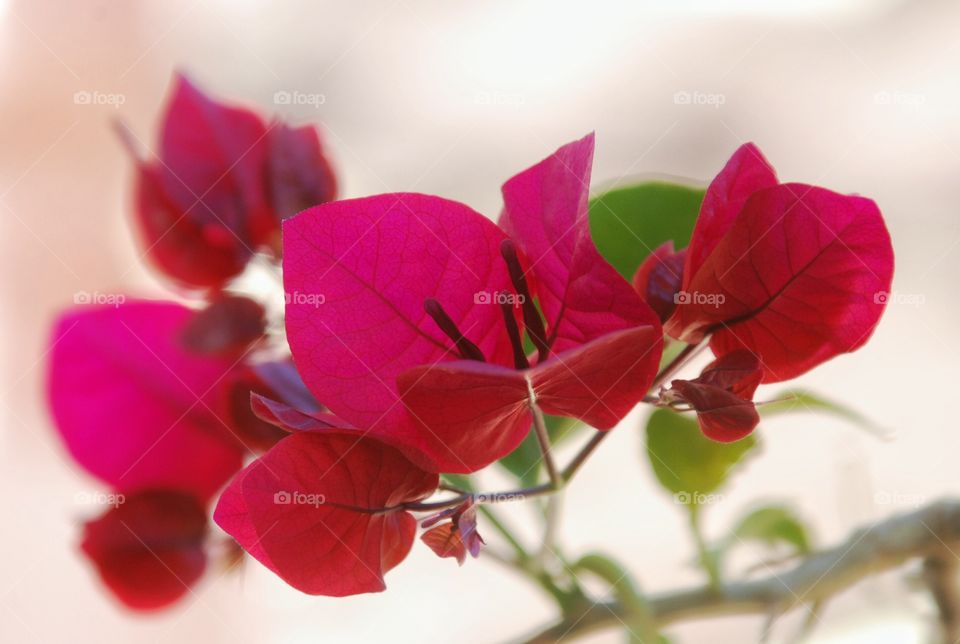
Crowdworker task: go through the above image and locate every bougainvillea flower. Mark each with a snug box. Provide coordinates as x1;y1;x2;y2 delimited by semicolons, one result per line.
122;73;337;288
214;431;438;596
498;133;661;352
222;371;291;453
284;135;662;473
664;143;894;382
48;300;245;500
250;359;322;414
80;489;208;611
632;241;687;323
420;500;484;566
663;350;763;442
218;358;323;455
249;393;344;433
178;294;266;356
131;160;252;288
265;122;338;234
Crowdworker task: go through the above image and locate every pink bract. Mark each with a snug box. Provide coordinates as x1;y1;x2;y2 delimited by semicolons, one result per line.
214;431;438;596
48;300;245;500
283;137;663;473
665;144;894;382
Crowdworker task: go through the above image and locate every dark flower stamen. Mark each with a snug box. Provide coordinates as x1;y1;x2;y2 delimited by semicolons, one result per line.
499;302;529;369
500;240;550;361
424;298;486;362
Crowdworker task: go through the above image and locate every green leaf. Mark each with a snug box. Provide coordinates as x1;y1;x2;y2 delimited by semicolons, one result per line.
688;504;723;589
729;505;811;555
497;415;582;486
658;340;688;371
589;180;705;280
710;505;813;577
645;408;757;503
573;553;658;643
440;473;475;492
760;389;889;438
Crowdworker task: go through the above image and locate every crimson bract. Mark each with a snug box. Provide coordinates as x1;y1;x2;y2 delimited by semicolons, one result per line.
123;74;337;289
660;144;894;382
282;134;663;474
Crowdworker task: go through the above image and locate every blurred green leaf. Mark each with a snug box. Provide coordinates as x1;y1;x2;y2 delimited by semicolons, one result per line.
710;505;812;577
729;505;811;554
645;408;757;502
440;473;474;492
497;415;581;486
760;389;889;438
658;340;688;371
589;180;705;280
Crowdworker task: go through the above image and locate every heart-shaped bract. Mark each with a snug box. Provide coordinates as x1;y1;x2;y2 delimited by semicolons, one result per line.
214;430;437;596
664;144;894;382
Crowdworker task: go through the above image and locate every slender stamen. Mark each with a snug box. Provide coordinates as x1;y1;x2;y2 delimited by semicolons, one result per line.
424;298;486;361
499;302;529;369
500;240;550;361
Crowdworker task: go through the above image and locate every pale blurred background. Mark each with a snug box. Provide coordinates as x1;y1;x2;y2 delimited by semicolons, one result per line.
1;0;956;642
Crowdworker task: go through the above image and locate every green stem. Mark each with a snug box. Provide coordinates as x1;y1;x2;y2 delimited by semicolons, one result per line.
530;398;562;489
538;493;562;566
689;504;721;591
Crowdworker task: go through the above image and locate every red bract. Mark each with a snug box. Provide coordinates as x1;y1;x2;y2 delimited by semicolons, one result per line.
250;358;323;414
123;73;337;289
665;350;763;442
249;393;344;433
684;144;778;281
499;133;661;351
214;431;438;596
632;241;687;323
47;300;245;500
397;324;660;462
178;294;266;356
284;193;517;467
221;359;323;455
222;371;291;453
664;144;894;382
283;136;662;474
159;75;273;247
80;489;207;611
266;122;338;231
689;349;763;399
132;162;251;288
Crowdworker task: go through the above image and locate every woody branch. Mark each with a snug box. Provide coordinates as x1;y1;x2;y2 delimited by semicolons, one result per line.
525;499;960;643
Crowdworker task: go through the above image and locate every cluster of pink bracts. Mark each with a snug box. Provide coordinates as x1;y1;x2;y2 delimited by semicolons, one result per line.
47;74;893;610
